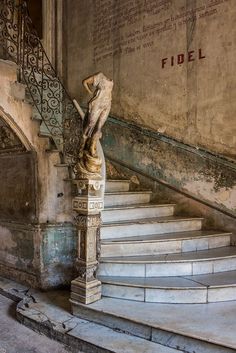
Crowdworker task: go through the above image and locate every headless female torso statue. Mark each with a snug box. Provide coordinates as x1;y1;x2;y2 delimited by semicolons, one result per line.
77;72;113;178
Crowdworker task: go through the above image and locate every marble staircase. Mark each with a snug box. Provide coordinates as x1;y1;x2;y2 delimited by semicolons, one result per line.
98;179;236;304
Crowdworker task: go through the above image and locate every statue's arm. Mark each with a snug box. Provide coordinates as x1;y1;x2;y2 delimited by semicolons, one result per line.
82;76;95;95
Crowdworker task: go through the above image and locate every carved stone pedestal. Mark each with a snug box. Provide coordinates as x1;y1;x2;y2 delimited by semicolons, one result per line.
70;179;104;306
71;278;101;305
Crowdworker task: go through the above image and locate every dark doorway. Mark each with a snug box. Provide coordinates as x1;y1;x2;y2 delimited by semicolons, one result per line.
27;0;43;39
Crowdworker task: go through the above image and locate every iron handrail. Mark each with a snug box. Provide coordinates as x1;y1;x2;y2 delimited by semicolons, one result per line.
0;0;83;164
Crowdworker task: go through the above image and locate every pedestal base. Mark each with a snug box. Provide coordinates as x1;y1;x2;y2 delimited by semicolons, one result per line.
71;278;101;305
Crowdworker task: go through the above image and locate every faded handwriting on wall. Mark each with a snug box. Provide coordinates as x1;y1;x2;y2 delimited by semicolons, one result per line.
93;0;229;62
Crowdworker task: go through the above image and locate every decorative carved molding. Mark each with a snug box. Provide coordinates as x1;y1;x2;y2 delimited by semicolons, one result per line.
73;197;104;214
74;214;101;229
75;263;97;282
73;179;105;192
0;117;25;153
71;177;103;305
72;178;104;214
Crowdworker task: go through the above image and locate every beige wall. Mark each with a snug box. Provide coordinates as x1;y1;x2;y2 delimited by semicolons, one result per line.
65;0;236;157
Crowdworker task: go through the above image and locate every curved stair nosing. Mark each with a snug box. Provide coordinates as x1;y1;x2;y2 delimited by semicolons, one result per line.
101;217;204;239
99;270;236;304
104;191;152;207
101;232;231;257
98;247;236;277
102;203;176;222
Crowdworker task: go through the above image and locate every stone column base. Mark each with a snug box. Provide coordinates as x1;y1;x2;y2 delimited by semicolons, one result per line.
71;278;101;305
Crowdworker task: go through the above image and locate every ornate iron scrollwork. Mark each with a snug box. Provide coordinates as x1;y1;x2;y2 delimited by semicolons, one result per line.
0;0;83;164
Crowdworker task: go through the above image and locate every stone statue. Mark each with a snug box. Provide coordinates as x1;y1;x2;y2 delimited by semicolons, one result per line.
75;72;113;179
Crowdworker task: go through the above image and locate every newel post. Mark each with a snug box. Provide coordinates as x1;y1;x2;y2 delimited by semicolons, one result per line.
70;178;104;304
70;72;113;306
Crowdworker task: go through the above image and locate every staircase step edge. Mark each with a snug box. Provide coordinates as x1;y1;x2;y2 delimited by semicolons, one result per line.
71;299;236;352
101;231;232;244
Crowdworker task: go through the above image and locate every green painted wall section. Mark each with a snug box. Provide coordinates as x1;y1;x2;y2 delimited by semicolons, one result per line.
40;223;77;289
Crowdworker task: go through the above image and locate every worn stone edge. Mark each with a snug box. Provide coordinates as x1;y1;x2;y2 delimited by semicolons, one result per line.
1;276;235;353
71;301;236;353
16;307;113;353
0;276;118;353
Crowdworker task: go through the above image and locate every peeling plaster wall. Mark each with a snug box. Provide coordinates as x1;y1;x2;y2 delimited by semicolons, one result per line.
102;117;236;220
40;224;77;289
64;0;236;225
0;116;38;285
65;0;236;157
0;152;37;222
0;59;75;288
106;159;236;236
0;222;38;286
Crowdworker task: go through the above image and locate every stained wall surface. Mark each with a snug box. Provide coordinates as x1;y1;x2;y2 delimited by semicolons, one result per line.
0;117;38;285
0;152;36;222
66;0;236;157
0;59;75;288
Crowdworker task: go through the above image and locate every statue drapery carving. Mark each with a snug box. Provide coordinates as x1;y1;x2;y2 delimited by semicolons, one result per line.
75;72;113;179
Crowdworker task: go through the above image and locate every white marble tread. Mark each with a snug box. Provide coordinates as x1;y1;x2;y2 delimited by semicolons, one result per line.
105;191;152;195
99;270;236;289
101;216;203;239
80;297;236;349
105;179;130;182
101;230;231;243
102;203;176;222
102;215;204;227
99;275;205;288
104;190;152;207
101;246;236;263
105;180;131;192
103;203;176;210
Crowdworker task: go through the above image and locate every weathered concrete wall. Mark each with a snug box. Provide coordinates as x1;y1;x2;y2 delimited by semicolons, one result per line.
0;59;73;225
65;0;236;157
0;222;38;286
0;152;36;222
102;117;236;219
0;220;76;289
0;111;38;285
0;59;75;288
40;224;76;289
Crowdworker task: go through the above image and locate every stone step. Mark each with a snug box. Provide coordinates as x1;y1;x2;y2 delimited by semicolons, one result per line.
104;191;152;207
98;246;236;277
102;203;175;223
101;216;203;240
66;317;182;353
105;180;131;192
71;297;236;353
99;270;236;304
101;230;231;257
8;282;182;353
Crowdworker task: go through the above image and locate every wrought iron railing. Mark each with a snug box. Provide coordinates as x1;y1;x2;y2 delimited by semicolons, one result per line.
0;0;83;164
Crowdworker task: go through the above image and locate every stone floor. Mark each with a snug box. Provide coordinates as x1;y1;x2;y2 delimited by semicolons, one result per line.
0;276;178;353
77;296;236;350
1;275;236;353
0;294;72;353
